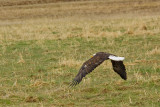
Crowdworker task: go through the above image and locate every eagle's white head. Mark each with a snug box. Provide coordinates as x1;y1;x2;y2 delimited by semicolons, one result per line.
93;53;96;56
91;53;96;58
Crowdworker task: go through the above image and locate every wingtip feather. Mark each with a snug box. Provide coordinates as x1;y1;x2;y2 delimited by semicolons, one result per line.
69;80;79;87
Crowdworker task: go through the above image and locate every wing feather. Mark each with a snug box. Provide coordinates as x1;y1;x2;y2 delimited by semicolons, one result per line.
111;60;127;80
70;53;107;86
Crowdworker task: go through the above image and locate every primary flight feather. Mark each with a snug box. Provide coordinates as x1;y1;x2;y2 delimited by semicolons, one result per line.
70;52;127;86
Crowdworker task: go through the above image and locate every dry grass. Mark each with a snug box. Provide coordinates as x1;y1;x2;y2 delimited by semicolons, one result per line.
0;0;160;42
59;58;83;68
0;0;160;20
146;46;160;55
0;16;160;42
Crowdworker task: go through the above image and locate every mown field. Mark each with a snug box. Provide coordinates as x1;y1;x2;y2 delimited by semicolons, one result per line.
0;0;160;106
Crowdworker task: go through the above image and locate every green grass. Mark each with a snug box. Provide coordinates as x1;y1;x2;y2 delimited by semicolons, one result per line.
0;30;160;106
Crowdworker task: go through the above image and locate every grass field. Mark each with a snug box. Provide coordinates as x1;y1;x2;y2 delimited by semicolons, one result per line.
0;0;160;106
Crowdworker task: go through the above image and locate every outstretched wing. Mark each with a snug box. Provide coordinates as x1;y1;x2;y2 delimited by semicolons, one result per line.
70;65;89;86
70;53;108;86
111;60;127;80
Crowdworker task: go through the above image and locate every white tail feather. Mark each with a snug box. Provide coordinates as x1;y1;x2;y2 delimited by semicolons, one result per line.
108;55;125;61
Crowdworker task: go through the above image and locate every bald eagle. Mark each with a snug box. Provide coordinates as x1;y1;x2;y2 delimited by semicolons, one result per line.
70;52;126;86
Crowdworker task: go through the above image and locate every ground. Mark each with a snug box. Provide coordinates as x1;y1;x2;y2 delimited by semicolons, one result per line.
0;0;160;106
